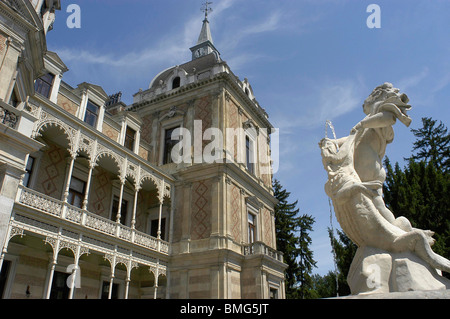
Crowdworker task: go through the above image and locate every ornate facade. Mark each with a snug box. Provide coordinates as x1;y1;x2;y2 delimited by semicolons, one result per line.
0;1;286;299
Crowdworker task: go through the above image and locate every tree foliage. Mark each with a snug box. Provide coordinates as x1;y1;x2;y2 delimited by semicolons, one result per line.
273;179;316;299
384;117;450;276
407;117;450;172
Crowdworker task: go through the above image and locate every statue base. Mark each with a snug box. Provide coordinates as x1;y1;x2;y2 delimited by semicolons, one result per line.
336;289;450;299
347;246;450;295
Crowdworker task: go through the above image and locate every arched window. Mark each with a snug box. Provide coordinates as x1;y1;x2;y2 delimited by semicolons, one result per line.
172;77;181;89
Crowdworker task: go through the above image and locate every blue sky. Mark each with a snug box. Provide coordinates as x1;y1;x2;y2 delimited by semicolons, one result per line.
47;0;450;276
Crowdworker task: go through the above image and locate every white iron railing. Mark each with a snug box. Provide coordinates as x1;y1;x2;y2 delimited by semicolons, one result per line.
16;185;169;255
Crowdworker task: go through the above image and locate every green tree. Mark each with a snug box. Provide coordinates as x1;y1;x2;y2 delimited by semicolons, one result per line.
297;214;316;299
384;117;450;277
328;228;357;297
408;117;449;172
310;272;337;299
384;157;450;264
273;179;316;299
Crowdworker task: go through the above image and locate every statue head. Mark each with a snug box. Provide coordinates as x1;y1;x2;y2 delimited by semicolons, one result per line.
319;138;339;168
363;82;410;115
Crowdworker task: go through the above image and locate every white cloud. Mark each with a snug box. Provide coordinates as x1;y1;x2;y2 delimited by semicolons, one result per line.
218;10;284;51
397;67;429;91
54;1;239;72
271;79;364;131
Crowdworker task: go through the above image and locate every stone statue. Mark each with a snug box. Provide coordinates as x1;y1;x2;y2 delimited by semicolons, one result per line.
320;83;450;295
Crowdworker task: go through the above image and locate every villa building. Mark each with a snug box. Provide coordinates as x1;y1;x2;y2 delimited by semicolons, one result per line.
0;0;286;299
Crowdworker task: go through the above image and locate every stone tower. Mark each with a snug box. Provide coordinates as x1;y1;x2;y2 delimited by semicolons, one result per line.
130;10;287;299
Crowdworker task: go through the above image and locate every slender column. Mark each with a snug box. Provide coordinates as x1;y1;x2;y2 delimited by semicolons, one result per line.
68;265;78;299
44;232;61;299
115;179;125;223
108;271;115;299
63;154;76;202
124;258;133;300
157;202;163;240
82;162;95;210
154;281;158;299
106;249;117;300
124;278;130;299
68;237;83;300
131;186;140;230
0;223;13;273
153;264;159;299
0;252;5;275
45;261;57;299
157;180;165;240
168;184;175;254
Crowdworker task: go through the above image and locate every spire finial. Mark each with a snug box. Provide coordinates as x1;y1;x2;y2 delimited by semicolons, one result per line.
201;1;213;20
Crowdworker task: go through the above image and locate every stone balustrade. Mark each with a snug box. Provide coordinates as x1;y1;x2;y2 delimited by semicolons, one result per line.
242;241;284;262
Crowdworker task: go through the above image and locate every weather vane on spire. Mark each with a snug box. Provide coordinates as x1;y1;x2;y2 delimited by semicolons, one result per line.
201;1;213;20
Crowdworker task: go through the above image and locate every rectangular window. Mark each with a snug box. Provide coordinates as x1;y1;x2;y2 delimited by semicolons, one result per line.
0;260;11;299
248;212;256;244
50;271;70;299
23;156;35;187
111;195;128;225
67;177;86;208
163;127;179;164
9;88;19;107
101;281;119;299
270;288;278;299
34;73;54;98
150;218;166;239
246;136;254;174
124;126;136;151
84;100;99;127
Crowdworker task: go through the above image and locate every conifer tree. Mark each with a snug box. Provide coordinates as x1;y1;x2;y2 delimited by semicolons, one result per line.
384;117;450;276
408;117;449;172
273;179;316;299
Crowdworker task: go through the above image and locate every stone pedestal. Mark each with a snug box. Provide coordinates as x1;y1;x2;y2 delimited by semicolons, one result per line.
337;289;450;299
348;246;450;295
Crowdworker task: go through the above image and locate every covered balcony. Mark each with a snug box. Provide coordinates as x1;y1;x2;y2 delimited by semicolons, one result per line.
0;96;174;299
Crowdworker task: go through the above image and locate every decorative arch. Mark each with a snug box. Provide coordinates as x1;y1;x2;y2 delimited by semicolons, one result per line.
168;67;188;90
125;162;139;187
77;134;96;162
172;76;181;89
33;117;77;155
139;173;161;192
103;254;138;273
94;151;123;177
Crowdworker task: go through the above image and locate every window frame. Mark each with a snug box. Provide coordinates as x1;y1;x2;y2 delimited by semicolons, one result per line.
269;287;279;299
34;73;55;98
124;126;136;152
162;126;180;165
111;195;129;226
67;176;86;209
83;100;100;127
22;156;35;188
9;87;20;107
245;135;255;174
172;76;181;89
248;211;257;244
